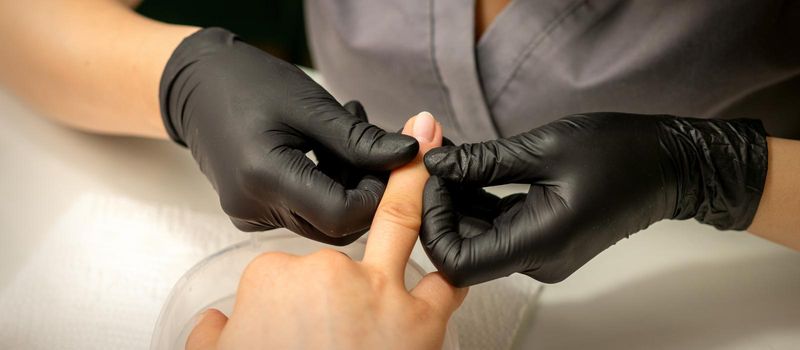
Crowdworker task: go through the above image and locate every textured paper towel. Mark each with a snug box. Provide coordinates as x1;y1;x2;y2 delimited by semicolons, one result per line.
0;193;540;349
453;276;542;349
0;193;245;349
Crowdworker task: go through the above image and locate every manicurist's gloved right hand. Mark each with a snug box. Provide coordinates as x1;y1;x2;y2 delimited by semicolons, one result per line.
159;28;419;245
421;113;767;286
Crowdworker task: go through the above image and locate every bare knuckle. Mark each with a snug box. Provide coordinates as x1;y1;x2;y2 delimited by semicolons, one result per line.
313;248;351;263
242;252;290;279
304;249;358;283
316;249;357;270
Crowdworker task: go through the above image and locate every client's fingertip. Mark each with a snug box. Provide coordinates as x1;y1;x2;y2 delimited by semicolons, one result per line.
412;111;436;143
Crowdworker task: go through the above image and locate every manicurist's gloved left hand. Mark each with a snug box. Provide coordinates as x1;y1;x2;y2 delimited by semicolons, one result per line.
421;113;768;287
160;28;419;245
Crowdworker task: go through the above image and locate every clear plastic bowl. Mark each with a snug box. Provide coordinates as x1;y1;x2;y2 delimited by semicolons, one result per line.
150;232;459;349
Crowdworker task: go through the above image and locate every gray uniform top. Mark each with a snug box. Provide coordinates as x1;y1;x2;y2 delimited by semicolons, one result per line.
305;0;800;143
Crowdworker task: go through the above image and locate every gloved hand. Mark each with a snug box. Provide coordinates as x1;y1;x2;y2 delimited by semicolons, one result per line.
421;113;768;286
159;28;418;245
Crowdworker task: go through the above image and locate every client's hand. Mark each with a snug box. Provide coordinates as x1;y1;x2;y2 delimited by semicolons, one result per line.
185;112;465;350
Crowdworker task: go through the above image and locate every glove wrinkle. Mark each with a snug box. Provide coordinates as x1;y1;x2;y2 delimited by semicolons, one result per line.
159;28;418;241
660;117;768;230
421;113;768;286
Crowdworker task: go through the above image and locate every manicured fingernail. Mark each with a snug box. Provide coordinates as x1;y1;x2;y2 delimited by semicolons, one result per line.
413;111;436;143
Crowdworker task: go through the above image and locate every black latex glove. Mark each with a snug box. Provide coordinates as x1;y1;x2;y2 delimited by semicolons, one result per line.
159;28;418;245
422;113;768;286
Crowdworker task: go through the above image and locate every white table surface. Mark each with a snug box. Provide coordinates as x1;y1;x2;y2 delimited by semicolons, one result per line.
1;87;798;350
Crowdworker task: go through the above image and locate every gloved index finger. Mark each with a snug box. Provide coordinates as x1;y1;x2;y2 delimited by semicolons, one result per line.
362;112;442;282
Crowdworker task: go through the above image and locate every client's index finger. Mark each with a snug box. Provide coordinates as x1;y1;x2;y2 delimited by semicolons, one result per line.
362;112;442;280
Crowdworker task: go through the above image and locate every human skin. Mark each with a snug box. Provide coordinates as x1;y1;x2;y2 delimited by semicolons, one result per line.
0;0;797;260
475;0;511;41
185;112;468;350
0;0;510;137
0;0;195;138
748;137;800;250
0;0;508;137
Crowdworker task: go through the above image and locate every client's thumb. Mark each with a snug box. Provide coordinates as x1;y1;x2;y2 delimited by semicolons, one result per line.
186;309;228;350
